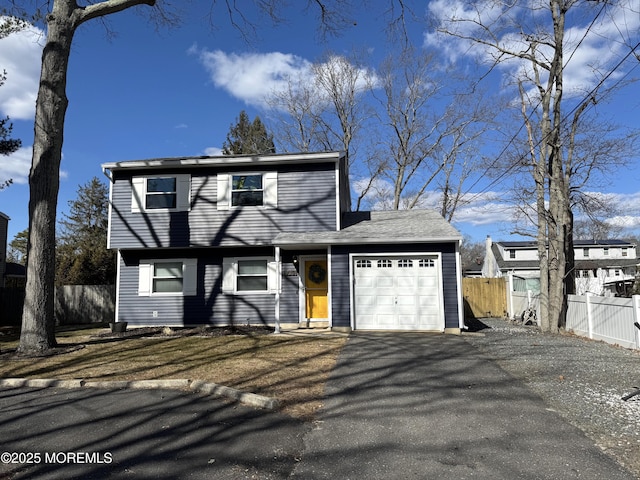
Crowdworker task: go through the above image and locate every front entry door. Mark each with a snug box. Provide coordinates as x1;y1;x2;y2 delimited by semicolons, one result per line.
303;258;328;322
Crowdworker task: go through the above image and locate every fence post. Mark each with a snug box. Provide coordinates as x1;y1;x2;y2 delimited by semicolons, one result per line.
507;273;514;319
632;295;640;350
586;294;594;340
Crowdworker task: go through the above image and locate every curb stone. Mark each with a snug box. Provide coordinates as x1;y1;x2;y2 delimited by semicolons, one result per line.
0;378;279;411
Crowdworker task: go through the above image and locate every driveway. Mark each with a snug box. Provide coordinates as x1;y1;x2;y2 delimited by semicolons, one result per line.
291;333;637;479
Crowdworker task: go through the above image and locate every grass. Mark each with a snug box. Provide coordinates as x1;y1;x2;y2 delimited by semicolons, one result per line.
0;325;348;419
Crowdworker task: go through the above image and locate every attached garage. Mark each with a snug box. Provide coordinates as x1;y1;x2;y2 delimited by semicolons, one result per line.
353;255;445;331
274;210;463;333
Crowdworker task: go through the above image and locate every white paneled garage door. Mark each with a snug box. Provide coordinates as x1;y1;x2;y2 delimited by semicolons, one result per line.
353;255;444;331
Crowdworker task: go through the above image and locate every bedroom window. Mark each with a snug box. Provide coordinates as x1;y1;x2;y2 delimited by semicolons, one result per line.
232;174;263;206
131;174;190;213
146;177;177;209
217;172;277;210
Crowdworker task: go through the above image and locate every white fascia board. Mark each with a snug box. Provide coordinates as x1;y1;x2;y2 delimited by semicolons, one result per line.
102;151;346;172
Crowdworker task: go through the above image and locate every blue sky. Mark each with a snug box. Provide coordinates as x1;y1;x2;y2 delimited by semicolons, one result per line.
1;0;640;247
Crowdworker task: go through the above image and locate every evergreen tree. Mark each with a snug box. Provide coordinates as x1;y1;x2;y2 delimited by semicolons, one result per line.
7;229;28;265
222;110;276;155
56;177;115;285
0;70;21;190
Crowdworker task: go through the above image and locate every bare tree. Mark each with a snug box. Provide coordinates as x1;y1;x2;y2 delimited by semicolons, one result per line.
267;52;378;208
372;46;489;215
431;0;639;332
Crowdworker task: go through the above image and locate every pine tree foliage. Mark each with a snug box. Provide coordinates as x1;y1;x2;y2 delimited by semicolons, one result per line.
222;110;276;155
56;177;115;285
0;70;21;190
7;229;28;264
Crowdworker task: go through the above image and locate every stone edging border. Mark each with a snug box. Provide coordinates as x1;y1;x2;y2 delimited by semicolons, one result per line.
0;378;279;411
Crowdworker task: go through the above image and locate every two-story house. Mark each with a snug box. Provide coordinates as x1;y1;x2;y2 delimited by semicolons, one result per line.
492;239;638;295
102;151;464;333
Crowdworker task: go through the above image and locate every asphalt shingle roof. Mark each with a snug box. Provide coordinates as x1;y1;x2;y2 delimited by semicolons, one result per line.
274;209;461;247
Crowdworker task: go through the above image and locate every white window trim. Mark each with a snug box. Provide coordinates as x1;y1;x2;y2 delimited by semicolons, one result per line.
132;174;191;213
217;172;277;210
222;256;278;294
138;258;197;296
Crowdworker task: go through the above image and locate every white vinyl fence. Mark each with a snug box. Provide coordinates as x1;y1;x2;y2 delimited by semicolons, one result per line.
566;294;640;350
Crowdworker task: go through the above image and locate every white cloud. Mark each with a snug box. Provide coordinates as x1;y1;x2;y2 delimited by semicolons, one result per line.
425;0;640;99
192;48;375;110
203;146;223;156
192;48;313;108
0;20;43;120
0;145;31;184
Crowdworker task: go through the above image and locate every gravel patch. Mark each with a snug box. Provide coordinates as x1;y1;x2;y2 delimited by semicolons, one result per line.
464;318;640;478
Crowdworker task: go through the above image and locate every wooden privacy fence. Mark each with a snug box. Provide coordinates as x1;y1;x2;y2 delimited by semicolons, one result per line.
0;285;115;326
463;277;508;318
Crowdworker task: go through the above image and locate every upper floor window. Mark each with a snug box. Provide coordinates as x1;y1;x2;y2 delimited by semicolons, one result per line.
583;248;589;257
131;174;190;213
603;247;609;256
622;248;628;257
509;250;516;259
232;174;263;206
217;172;277;210
146;177;177;209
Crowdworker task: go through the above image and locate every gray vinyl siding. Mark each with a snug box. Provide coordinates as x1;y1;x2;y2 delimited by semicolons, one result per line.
109;163;338;249
330;243;461;330
118;248;276;327
280;252;301;324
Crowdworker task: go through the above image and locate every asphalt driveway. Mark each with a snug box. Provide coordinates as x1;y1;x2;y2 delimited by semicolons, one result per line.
291;332;637;479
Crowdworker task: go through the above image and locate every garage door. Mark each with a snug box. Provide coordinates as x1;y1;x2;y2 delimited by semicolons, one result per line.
353;255;444;331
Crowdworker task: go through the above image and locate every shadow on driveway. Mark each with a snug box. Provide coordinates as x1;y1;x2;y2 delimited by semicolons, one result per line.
291;333;636;479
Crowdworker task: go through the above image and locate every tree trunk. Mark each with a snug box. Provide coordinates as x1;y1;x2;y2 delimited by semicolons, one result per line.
18;0;155;355
18;5;75;354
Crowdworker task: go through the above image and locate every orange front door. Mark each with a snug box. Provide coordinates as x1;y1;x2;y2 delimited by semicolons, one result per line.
304;259;328;319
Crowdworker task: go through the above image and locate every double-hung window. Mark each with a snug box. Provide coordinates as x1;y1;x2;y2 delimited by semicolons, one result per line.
232;174;263;207
222;257;277;294
237;259;269;291
131;174;190;213
152;261;183;293
138;258;197;296
217;172;277;210
146;177;177;209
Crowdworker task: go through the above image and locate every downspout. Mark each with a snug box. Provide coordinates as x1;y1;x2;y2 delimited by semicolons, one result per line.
455;238;465;332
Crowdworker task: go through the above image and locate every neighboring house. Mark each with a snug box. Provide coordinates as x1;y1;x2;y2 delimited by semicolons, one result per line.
0;212;7;287
491;238;638;296
0;212;26;288
102;151;464;333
